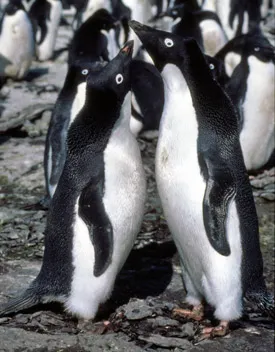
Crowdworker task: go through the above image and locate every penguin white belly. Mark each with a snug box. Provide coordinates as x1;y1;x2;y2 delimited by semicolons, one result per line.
0;10;34;79
157;66;242;320
37;1;62;61
199;19;227;56
66;93;146;319
240;58;275;170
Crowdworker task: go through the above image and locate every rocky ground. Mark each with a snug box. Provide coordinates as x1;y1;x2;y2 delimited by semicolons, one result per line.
0;14;274;352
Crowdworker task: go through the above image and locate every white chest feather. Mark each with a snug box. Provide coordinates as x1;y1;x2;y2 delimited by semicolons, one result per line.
0;10;34;78
70;82;87;125
37;0;62;61
199;19;227;56
66;92;146;319
157;64;243;321
240;57;275;170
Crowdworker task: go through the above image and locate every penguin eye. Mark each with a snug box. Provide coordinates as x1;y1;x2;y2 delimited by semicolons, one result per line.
116;73;123;85
164;38;174;48
172;10;177;16
81;69;89;75
254;47;260;52
209;63;215;70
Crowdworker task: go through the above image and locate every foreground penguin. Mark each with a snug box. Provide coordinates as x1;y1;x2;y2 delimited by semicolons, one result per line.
0;0;35;79
0;41;147;320
29;0;62;61
44;60;106;201
129;21;274;337
216;30;275;171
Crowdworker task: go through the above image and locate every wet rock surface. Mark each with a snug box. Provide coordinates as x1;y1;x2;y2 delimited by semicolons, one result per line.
0;13;274;352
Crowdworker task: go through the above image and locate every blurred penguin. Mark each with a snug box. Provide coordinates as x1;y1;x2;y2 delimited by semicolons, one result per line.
0;0;35;79
29;0;62;61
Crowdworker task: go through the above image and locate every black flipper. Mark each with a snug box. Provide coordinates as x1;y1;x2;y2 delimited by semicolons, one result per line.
78;180;113;277
201;156;236;256
0;289;40;317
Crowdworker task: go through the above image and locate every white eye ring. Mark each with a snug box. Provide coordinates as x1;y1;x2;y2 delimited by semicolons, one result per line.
209;63;215;70
164;38;174;47
254;47;260;52
116;73;123;84
82;69;88;75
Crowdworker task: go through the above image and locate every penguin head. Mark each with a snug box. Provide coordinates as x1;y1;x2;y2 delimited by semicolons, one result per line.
86;8;118;31
86;40;134;101
66;60;107;88
129;20;198;71
5;0;25;15
205;55;229;87
216;31;275;64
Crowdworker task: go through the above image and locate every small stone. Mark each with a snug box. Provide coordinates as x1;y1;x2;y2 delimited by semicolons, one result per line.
261;193;275;201
181;322;196;337
123;300;153;320
147;316;180;328
138;334;192;349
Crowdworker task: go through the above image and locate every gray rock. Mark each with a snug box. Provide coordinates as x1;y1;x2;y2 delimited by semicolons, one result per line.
147;316;180;328
261;193;275;201
123;300;153;320
138;334;193;349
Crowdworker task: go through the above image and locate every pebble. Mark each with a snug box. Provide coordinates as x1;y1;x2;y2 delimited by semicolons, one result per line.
138;334;193;349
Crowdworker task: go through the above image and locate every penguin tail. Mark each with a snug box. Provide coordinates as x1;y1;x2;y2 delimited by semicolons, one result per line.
245;289;275;320
0;289;41;317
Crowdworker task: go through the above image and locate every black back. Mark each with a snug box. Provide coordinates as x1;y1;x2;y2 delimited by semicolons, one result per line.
44;60;107;200
129;21;266;295
68;8;117;66
229;0;262;36
36;42;133;295
29;0;52;45
130;59;164;131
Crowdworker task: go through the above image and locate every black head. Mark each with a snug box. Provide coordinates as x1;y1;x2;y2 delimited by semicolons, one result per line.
129;20;194;71
205;55;229;87
85;40;134;102
85;8;118;31
216;31;275;64
65;60;107;88
5;0;25;15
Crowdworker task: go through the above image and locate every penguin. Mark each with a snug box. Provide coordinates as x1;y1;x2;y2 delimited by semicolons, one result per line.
202;0;263;40
29;0;62;61
0;0;35;79
64;0;89;29
216;30;275;171
44;60;107;201
68;9;118;66
82;0;112;23
0;41;147;320
129;21;274;337
160;2;227;56
130;59;164;138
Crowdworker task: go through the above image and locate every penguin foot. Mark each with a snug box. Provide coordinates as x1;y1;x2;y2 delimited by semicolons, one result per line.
200;321;229;340
172;304;204;321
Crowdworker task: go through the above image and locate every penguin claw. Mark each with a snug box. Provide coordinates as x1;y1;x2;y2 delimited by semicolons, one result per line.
199;321;229;340
172;304;204;321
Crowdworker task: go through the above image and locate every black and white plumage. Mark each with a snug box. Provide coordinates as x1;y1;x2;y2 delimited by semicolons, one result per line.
0;0;35;79
0;41;146;320
129;21;274;333
216;30;275;171
29;0;62;61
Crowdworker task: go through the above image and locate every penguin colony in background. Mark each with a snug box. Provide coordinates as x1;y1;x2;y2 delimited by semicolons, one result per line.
0;0;274;339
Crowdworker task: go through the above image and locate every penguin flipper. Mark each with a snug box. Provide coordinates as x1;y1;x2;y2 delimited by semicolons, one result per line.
0;289;40;317
202;157;236;256
78;181;113;277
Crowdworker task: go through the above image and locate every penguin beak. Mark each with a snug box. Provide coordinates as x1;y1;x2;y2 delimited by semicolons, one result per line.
120;40;134;57
129;21;158;60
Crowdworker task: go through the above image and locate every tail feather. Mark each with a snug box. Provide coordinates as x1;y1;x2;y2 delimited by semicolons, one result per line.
0;290;41;317
246;290;275;320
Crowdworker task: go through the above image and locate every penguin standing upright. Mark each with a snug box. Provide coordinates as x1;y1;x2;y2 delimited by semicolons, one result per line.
0;0;35;79
44;60;107;201
216;30;275;171
130;21;274;337
68;9;117;65
0;41;147;320
29;0;62;61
